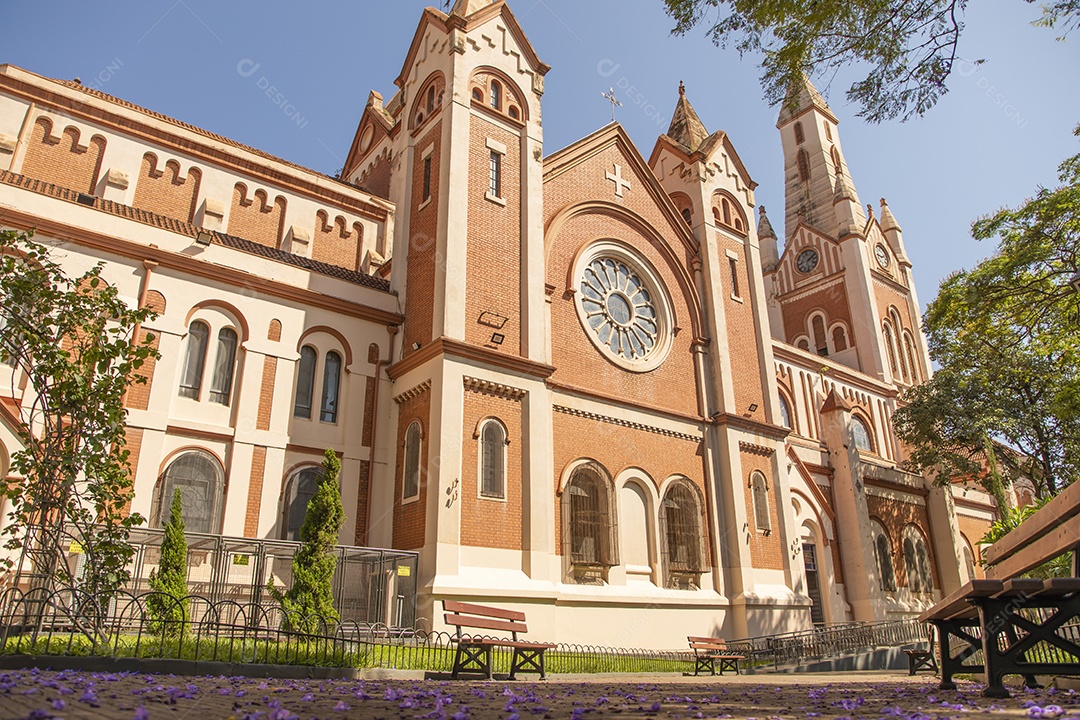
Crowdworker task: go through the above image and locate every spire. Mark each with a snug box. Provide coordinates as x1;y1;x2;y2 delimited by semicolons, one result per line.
450;0;497;17
879;198;901;233
820;387;852;414
666;81;710;152
757;205;776;240
777;74;836;126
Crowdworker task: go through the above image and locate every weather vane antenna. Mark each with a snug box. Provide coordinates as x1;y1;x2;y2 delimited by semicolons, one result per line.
601;87;622;123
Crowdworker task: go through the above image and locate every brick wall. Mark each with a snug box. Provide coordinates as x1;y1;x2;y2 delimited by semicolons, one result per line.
229;184;286;249
125;290;166;412
393;390;431;549
720;233;767;424
460;389;523;550
244;446;267;537
866;493;939;590
741;448;784;570
312;211;363;270
402;122;442;358
21;117;105;194
132;154;201;223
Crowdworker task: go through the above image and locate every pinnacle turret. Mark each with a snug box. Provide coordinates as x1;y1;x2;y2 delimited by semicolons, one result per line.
450;0;497;17
666;82;710;152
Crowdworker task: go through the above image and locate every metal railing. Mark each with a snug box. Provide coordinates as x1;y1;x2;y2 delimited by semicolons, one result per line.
728;617;928;669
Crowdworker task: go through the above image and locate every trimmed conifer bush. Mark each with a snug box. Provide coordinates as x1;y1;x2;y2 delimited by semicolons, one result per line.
269;448;345;633
146;488;189;636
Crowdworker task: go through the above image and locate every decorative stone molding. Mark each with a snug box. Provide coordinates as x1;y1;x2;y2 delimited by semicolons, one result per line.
285;225;311;257
105;168;129;189
738;441;774;457
463;376;526;401
553;405;700;443
0;133;16;154
393;380;431;405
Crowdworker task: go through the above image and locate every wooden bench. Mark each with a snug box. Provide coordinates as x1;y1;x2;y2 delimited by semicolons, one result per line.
443;600;556;680
687;636;744;675
903;626;938;675
919;481;1080;697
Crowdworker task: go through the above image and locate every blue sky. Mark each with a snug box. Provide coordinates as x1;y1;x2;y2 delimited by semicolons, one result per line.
3;1;1078;311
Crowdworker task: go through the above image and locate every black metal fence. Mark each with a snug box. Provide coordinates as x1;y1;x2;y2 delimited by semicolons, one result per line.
73;528;420;628
727;617;929;669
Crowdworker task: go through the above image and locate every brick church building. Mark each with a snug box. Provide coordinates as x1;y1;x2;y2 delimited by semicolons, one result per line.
0;0;999;646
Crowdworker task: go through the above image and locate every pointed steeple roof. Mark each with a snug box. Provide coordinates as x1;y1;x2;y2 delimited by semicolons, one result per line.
879;198;901;233
450;0;498;17
666;82;710;152
757;205;776;240
777;74;837;125
820;387;852;414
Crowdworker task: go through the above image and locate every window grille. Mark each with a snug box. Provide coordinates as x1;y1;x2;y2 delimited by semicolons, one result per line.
157;451;223;534
661;482;703;579
282;467;322;541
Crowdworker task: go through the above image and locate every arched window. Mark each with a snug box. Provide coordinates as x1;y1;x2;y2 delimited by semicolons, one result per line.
904;526;934;593
178;320;210;399
903;333;920;383
797;149;811;182
479;420;506;499
320;351;342;423
681;207;692;225
797;338;811;352
661;480;704;586
751;471;771;531
823;122;833;141
472;87;483;103
852;415;874;453
403;422;422;500
281;466;322;541
490;81;501;110
508;105;520;120
722;200;732;226
872;522;897;592
294;345;317;418
794;122;805;144
962;542;976;580
156;450;223;534
832;325;848;352
778;394;793;430
208;327;238;405
831;147;843;178
426;86;435;114
564;465;617;568
883;322;899;374
811;314;828;356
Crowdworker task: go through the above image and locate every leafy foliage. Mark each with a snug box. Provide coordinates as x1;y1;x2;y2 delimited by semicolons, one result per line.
268;448;345;633
0;229;159;599
146;489;189;636
663;0;1078;122
895;127;1080;500
979;497;1072;578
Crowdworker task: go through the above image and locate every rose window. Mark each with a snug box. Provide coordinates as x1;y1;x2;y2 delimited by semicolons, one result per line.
579;258;659;361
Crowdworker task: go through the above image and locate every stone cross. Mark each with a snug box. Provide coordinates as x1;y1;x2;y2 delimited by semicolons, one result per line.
605;164;631;198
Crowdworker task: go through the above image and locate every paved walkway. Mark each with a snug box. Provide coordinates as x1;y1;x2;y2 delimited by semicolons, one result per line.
0;668;1076;719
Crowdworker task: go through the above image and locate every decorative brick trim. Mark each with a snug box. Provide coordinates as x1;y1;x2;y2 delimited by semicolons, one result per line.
393;380;431;405
463;376;526;401
777;275;845;303
739;441;774;457
552;405;700;443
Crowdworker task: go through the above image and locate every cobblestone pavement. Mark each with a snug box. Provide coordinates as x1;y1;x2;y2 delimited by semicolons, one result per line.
0;668;1076;720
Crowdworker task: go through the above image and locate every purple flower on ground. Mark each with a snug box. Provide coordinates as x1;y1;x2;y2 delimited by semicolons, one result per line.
26;710;51;720
270;708;298;720
595;697;609;706
333;700;349;712
301;692;314;702
648;701;662;713
133;705;150;720
79;688;99;705
51;699;65;711
450;706;470;720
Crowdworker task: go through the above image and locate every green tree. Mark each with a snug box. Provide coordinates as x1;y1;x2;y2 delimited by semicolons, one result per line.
663;0;1079;122
895;127;1080;500
146;489;189;636
269;448;345;633
0;229;159;605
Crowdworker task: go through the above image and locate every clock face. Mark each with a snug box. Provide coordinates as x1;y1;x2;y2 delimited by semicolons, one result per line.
796;248;819;273
875;244;891;269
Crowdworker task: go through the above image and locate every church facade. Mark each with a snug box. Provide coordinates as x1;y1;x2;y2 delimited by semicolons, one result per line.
0;0;998;647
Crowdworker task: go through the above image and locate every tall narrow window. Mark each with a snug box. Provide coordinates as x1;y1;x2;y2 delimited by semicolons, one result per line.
873;523;897;592
479;420;506;499
282;467;321;541
803;543;826;624
797;149;811;182
490;81;501;110
904;335;920;383
426;85;435;114
904;528;934;593
794;122;805;144
811;315;828;356
208;327;238;405
681;208;692;225
823;122;833;141
883;323;899;374
320;351;342;423
403;422;422;499
751;472;771;531
722;200;732;226
156;450;223;535
831;147;843;178
728;257;740;298
294;345;317;418
832;326;848;352
661;481;703;586
778;394;793;430
488;150;501;198
422;155;432;201
178;321;210;399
